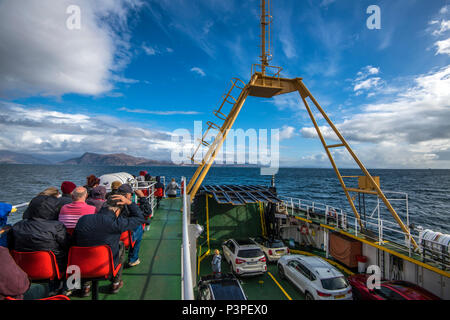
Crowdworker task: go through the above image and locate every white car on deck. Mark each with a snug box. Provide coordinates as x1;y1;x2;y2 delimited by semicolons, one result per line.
277;255;353;300
222;238;267;277
250;236;289;262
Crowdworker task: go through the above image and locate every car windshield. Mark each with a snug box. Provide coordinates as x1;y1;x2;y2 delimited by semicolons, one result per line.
238;249;263;258
210;281;246;300
321;277;349;290
268;240;285;248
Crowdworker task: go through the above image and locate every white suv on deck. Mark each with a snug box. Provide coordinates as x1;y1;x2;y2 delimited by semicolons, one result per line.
277;255;353;300
222;238;267;277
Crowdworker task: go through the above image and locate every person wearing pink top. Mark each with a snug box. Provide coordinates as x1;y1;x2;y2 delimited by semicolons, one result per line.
59;187;96;234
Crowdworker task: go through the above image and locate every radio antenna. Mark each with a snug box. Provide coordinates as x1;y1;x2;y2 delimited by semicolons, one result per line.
260;0;272;75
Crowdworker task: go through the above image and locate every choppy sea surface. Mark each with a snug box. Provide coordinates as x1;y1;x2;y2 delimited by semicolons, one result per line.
1;164;449;234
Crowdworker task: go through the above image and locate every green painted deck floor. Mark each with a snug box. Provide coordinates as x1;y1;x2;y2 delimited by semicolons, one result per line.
72;198;183;300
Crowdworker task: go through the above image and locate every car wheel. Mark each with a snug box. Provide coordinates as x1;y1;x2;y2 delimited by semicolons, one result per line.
278;264;285;279
305;292;314;300
352;289;360;301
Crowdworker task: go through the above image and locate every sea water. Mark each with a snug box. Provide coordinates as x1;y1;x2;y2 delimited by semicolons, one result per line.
1;164;448;234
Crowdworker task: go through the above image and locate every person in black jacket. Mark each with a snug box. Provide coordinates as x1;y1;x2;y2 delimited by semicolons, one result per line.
8;190;69;294
22;187;65;220
73;193;145;294
9;193;69;269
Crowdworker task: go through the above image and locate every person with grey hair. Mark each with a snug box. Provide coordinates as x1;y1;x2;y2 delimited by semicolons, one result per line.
58;186;96;235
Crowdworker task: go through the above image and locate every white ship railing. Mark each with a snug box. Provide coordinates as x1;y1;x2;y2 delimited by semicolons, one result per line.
181;176;195;300
278;195;450;270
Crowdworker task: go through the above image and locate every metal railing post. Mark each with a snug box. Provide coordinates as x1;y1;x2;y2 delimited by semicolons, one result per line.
181;176;194;300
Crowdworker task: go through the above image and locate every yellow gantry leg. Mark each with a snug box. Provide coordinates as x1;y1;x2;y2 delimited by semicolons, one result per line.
295;79;418;250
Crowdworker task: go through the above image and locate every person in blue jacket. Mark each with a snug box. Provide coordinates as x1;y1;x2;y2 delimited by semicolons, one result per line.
0;203;13;247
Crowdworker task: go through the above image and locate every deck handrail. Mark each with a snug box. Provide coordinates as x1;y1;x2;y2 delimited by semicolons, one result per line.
278;195;450;268
181;176;195;300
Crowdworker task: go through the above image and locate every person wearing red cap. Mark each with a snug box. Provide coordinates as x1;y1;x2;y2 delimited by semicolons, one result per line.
60;181;76;207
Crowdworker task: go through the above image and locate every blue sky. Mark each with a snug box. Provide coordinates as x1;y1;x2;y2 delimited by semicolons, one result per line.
0;0;449;168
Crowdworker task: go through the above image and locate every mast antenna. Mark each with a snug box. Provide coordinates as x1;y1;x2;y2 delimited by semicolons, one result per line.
260;0;272;75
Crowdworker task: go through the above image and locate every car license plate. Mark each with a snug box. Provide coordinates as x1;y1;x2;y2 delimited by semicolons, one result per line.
247;261;257;265
276;250;284;254
334;294;345;299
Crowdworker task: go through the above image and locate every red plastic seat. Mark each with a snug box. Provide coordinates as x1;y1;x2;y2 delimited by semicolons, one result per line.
66;245;122;300
120;230;136;249
5;295;70;301
10;250;61;281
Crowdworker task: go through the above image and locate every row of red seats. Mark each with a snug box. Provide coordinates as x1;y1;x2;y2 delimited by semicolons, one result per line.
8;229;135;300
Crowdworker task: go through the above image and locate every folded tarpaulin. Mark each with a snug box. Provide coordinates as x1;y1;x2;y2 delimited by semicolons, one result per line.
329;232;362;268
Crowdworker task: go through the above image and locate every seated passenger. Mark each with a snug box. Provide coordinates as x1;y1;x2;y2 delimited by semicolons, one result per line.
0;247;49;300
60;181;76;207
8;189;69;292
84;174;100;197
105;181;122;199
166;178;179;198
22;187;65;220
86;186;106;213
59;187;96;234
116;184;147;267
73;194;145;294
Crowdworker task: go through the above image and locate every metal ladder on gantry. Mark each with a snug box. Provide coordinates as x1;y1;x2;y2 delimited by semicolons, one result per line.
186;0;418;250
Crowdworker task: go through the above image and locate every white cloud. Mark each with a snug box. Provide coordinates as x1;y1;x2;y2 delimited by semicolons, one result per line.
0;101;189;161
142;44;157;55
431;20;450;36
279;126;296;140
0;0;143;98
435;38;450;55
356;65;380;81
440;5;449;14
119;107;201;115
190;67;206;77
352;66;383;96
354;77;382;92
300;66;450;168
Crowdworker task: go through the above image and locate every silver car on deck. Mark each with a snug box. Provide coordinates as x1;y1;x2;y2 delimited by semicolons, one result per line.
277;254;353;300
222;238;267;277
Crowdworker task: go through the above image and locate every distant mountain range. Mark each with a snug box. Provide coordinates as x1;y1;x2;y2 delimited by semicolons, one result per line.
0;150;51;164
60;152;173;166
0;150;260;167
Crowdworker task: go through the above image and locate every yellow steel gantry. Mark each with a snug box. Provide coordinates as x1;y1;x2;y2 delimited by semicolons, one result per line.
186;0;418;250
